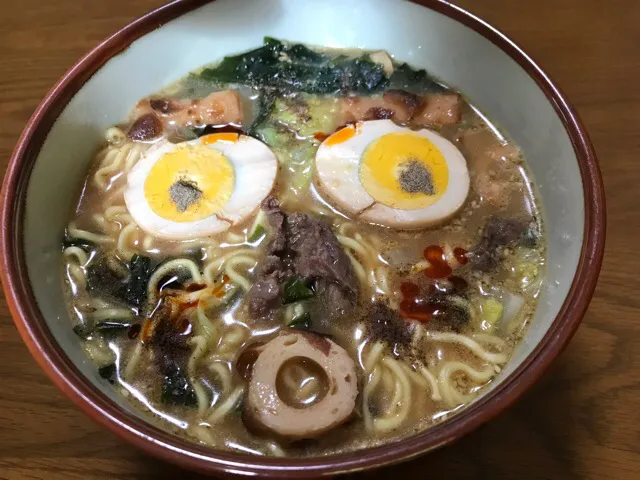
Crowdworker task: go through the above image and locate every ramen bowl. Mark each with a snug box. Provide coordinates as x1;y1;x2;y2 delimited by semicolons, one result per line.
0;0;605;476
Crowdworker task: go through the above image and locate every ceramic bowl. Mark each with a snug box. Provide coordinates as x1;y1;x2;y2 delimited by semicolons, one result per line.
0;0;605;476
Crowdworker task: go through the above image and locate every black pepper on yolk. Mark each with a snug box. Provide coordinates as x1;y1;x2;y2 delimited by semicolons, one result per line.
359;132;449;210
144;143;235;222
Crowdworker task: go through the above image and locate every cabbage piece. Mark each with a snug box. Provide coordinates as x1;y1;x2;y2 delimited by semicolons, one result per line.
479;297;504;333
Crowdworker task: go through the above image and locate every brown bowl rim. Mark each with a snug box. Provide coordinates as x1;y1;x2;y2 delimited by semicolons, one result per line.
0;0;605;477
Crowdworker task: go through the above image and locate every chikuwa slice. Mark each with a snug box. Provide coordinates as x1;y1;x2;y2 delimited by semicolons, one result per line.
246;331;358;440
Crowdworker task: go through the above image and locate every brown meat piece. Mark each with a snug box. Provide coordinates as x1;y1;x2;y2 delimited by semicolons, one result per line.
341;94;415;124
470;216;526;271
131;90;244;132
412;94;462;127
247;197;358;319
127;113;163;141
286;212;358;307
340;90;461;128
247;255;289;319
383;89;423;118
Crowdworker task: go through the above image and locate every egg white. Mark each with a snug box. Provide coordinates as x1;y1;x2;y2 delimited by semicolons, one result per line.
315;119;470;229
125;135;278;240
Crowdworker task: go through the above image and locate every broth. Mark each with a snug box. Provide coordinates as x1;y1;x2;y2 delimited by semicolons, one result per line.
61;39;545;457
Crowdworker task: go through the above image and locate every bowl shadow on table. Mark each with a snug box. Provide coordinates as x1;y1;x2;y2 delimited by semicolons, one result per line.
133;339;584;480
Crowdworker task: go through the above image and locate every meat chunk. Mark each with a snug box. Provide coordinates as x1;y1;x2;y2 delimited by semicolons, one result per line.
340;90;461;128
131;90;244;133
286;213;357;296
382;89;423;119
412;94;462;127
461;128;523;208
247;197;359;319
127;112;163;141
247;256;289;318
471;216;526;271
341;94;415;124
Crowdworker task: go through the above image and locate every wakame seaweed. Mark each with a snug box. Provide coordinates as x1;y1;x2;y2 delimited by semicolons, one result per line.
62;235;95;252
86;254;151;311
98;364;117;384
199;37;389;95
73;320;134;340
389;63;447;94
161;365;197;407
86;262;128;300
248;88;278;136
125;254;151;309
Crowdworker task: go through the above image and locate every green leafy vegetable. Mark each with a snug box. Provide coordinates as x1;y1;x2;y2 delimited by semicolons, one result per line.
161;365;197;407
389;63;447;94
283;277;314;304
249;88;278;135
288;311;312;330
125;254;151;309
86;264;128;300
72;324;91;340
199;37;389;94
73;320;135;340
98;364;117;384
95;320;134;337
248;224;266;243
62;236;95;252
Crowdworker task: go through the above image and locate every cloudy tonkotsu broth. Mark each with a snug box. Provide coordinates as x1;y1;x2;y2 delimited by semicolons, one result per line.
62;39;544;457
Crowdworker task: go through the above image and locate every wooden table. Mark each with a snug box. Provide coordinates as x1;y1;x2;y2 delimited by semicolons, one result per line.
0;1;636;478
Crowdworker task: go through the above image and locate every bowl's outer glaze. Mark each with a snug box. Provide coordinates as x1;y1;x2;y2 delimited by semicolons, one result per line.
0;0;605;477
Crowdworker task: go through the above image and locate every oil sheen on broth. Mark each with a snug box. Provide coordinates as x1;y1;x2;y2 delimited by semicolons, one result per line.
62;39;545;457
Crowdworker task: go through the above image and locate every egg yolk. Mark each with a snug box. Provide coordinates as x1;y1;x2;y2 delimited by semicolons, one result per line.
144;145;234;222
325;123;360;146
360;132;449;210
201;132;239;144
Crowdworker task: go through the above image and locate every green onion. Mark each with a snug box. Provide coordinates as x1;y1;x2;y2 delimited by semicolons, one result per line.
283;277;314;304
248;224;266;243
288;312;311;330
479;297;504;333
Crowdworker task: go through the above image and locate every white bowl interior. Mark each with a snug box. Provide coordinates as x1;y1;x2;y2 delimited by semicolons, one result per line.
24;0;584;426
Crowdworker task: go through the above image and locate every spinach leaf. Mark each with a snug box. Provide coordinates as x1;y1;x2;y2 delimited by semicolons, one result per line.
283;277;314;304
125;254;151;309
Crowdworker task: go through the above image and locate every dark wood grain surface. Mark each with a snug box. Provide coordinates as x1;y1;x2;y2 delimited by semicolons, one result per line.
0;1;636;479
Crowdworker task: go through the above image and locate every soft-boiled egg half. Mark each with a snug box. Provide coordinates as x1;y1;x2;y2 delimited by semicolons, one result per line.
315;119;469;229
125;133;278;240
